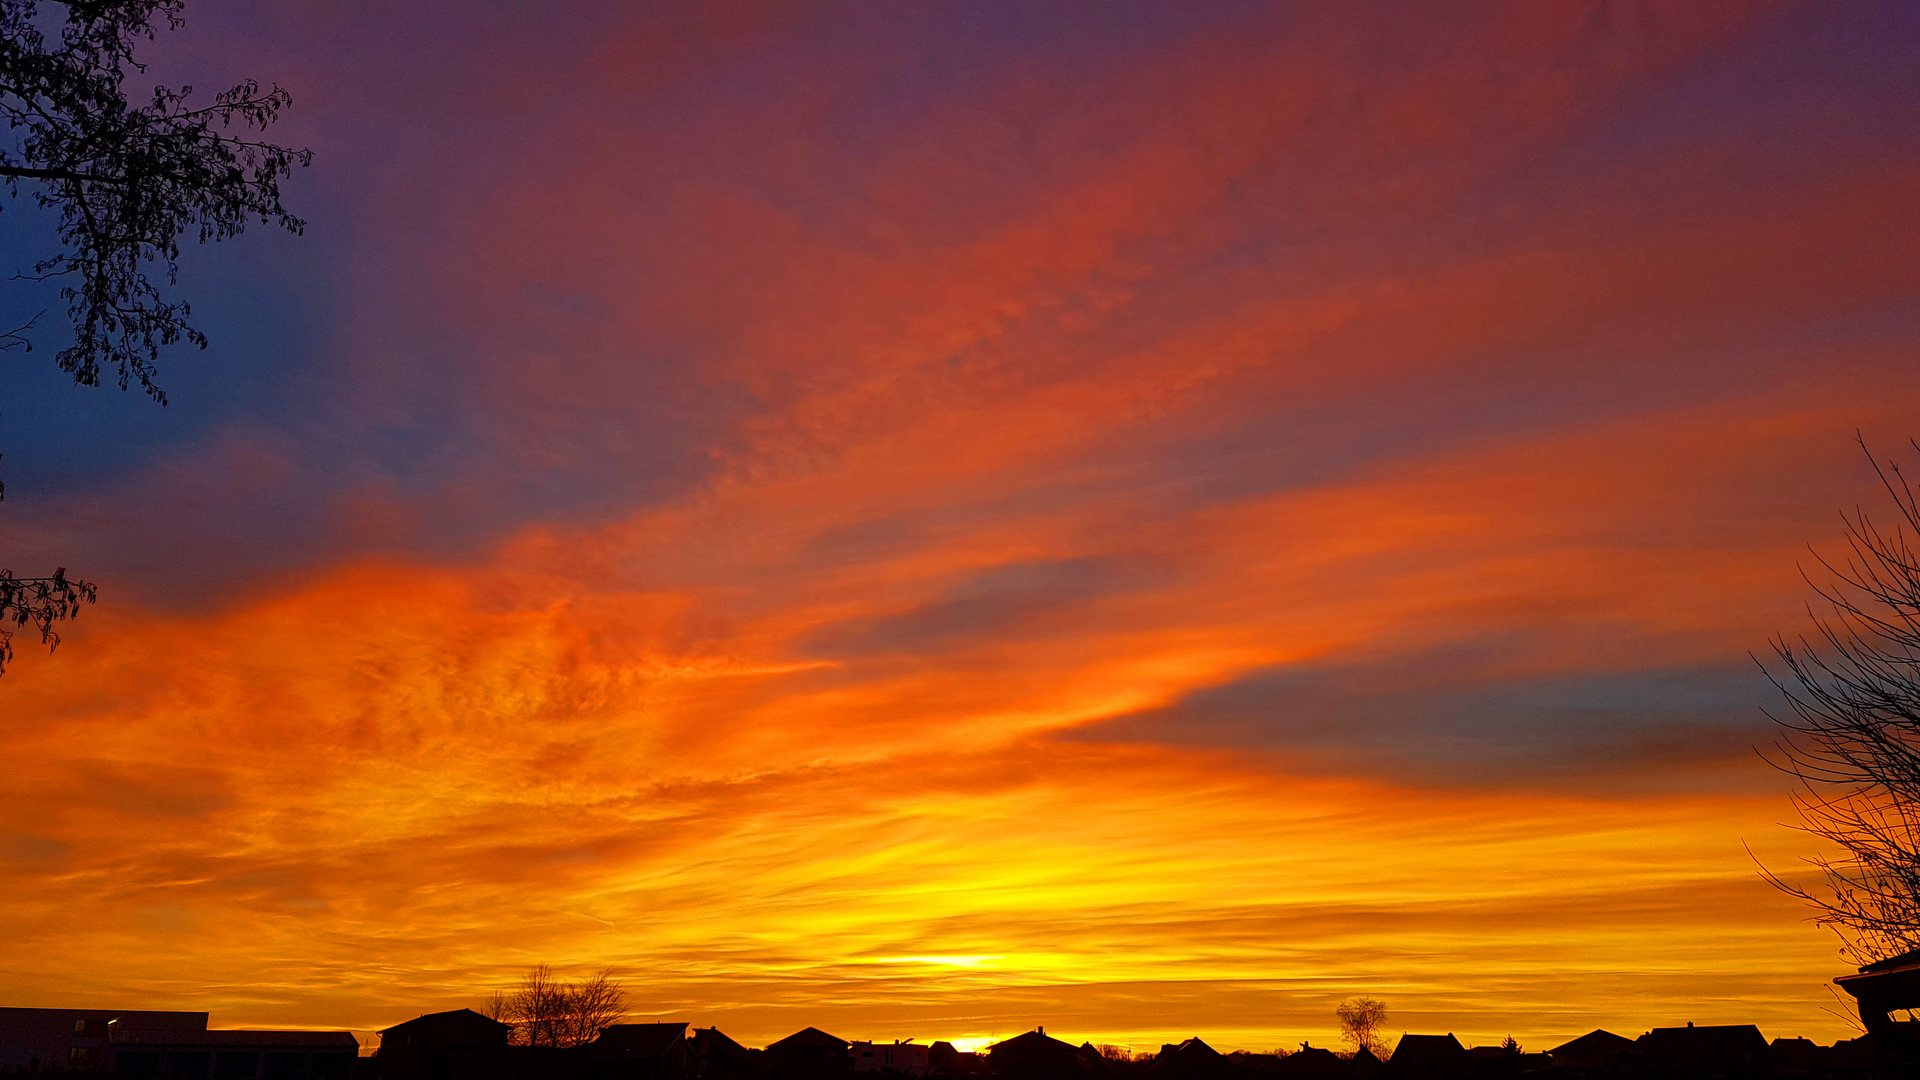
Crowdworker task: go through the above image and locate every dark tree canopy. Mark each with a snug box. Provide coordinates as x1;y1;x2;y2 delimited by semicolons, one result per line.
0;0;310;674
0;0;311;403
1766;440;1920;964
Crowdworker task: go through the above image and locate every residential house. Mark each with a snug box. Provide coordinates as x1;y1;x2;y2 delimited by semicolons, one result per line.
850;1041;929;1076
766;1028;850;1078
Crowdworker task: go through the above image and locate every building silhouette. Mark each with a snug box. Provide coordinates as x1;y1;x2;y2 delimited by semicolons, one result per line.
0;1008;355;1079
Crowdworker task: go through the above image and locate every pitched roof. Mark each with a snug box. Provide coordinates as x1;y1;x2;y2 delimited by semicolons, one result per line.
1276;1046;1343;1075
1546;1031;1635;1059
590;1023;689;1059
1347;1047;1384;1074
1637;1025;1770;1068
1767;1037;1823;1070
693;1028;754;1059
989;1030;1081;1055
1388;1034;1468;1073
769;1027;849;1051
110;1031;358;1049
378;1009;511;1038
1150;1037;1239;1077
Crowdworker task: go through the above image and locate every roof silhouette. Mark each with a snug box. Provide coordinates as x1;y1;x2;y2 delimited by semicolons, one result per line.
588;1023;688;1059
1637;1025;1770;1070
989;1030;1081;1054
377;1009;511;1048
769;1027;850;1051
1546;1031;1635;1060
1150;1037;1240;1079
1389;1034;1469;1074
1276;1045;1343;1075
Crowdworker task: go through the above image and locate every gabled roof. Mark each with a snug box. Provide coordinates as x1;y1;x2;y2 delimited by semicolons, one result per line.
1546;1031;1635;1059
590;1023;689;1059
1347;1047;1384;1074
693;1028;754;1059
989;1030;1081;1055
1148;1039;1252;1080
1767;1037;1824;1070
1637;1025;1770;1068
1276;1046;1343;1075
377;1009;513;1045
1388;1034;1468;1073
769;1027;849;1051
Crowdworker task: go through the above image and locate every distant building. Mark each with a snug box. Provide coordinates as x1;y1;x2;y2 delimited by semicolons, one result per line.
1225;1051;1283;1074
378;1010;512;1052
1347;1047;1386;1077
926;1041;985;1077
987;1030;1084;1078
374;1009;513;1080
585;1023;690;1080
0;1007;208;1071
1547;1031;1638;1071
1274;1044;1343;1077
766;1028;850;1078
1388;1035;1471;1079
0;1007;356;1079
850;1040;929;1075
690;1027;760;1079
1148;1038;1241;1080
111;1028;359;1079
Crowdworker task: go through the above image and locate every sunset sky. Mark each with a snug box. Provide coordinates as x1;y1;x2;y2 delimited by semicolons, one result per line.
3;0;1920;1057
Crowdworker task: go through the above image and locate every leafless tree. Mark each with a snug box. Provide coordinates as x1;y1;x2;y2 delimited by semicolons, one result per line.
1765;439;1920;965
485;965;628;1048
1335;997;1388;1060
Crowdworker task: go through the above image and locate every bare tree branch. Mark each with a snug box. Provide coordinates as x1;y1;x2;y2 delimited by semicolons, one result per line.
1763;436;1920;964
487;965;629;1048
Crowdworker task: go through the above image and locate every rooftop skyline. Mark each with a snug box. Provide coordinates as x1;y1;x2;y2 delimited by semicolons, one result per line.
2;0;1918;1052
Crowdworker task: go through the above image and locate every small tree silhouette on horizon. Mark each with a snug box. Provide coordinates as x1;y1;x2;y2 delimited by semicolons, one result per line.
485;964;629;1048
1335;997;1388;1060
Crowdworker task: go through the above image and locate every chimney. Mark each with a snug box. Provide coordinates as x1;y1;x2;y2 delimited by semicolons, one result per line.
1038;1027;1045;1036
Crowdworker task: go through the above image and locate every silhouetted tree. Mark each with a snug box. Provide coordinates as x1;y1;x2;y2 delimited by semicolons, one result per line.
485;965;629;1048
1335;998;1388;1060
1766;439;1920;963
0;0;310;396
0;0;309;673
0;567;93;670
